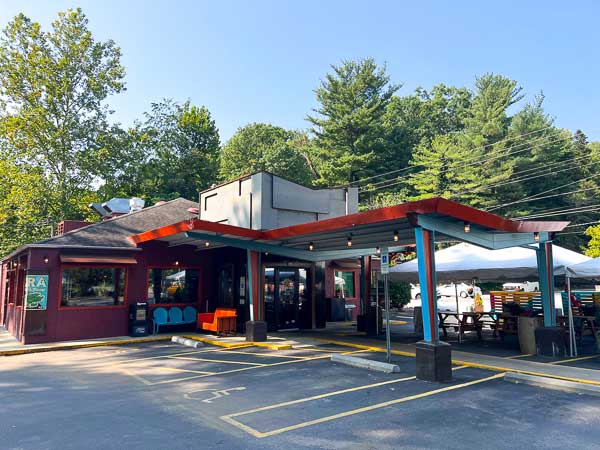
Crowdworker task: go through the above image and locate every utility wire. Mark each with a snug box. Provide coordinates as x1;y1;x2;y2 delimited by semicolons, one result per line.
487;172;600;212
360;131;570;194
565;220;600;228
344;125;555;188
516;204;600;220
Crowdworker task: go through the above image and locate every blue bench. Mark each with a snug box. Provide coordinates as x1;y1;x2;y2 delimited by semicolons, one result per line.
153;306;197;334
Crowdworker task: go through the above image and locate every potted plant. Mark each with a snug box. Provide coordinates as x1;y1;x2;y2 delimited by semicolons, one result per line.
474;293;484;313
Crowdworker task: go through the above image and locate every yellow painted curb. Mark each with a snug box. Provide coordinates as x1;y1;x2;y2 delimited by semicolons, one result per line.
180;335;292;351
0;336;172;357
389;320;408;325
313;337;600;387
180;335;254;349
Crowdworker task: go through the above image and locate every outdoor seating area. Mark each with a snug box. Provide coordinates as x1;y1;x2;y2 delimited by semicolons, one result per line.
152;306;197;334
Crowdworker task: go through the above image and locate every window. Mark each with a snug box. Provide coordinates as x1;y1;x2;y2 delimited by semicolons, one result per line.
61;267;125;307
334;271;355;298
218;265;234;306
147;268;199;304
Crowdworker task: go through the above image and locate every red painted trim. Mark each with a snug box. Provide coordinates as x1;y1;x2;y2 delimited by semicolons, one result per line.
128;197;569;246
250;251;260;320
422;230;437;340
58;265;129;310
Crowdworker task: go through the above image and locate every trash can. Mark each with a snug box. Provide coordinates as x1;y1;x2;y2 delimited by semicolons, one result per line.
518;316;543;354
345;304;356;321
129;302;149;337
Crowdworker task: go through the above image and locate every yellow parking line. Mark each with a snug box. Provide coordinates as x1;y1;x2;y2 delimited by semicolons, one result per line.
223;365;469;418
549;355;600;365
389;320;408;325
148;350;366;386
505;354;534;359
221;372;505;438
167;356;265;366
220;350;310;359
153;366;216;375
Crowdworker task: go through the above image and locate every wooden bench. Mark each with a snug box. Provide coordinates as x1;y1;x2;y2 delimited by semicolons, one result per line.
197;308;237;336
490;291;543;339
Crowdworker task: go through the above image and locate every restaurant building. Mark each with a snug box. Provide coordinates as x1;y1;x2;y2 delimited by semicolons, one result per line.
0;172;362;344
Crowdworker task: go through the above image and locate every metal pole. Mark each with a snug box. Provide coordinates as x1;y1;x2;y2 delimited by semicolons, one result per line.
454;281;461;344
384;273;391;363
566;276;576;357
375;271;379;335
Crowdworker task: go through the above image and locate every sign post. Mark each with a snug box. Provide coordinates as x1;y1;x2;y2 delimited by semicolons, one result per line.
380;247;391;363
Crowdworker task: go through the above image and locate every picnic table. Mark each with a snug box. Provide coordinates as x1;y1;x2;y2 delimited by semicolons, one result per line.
557;314;598;345
438;311;499;342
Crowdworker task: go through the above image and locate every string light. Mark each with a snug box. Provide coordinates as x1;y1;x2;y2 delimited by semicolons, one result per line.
309;242;314;251
533;232;540;241
393;230;399;242
376;246;381;255
464;222;471;233
347;236;353;247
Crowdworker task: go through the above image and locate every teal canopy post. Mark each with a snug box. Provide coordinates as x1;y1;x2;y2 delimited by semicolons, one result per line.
536;242;556;327
415;227;438;342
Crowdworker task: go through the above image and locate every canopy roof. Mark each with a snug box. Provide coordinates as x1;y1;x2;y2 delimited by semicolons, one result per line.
389;242;590;282
129;197;568;261
565;257;600;278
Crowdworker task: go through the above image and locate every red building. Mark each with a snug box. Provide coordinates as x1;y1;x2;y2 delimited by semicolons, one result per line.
0;173;365;343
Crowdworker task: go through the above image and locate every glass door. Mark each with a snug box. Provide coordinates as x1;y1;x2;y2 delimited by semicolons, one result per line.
278;269;298;329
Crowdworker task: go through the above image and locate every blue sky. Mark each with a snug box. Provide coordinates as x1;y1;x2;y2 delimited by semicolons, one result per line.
1;0;599;141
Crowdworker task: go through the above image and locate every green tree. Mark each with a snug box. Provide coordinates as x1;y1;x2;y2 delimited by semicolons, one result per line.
219;123;313;185
0;9;125;254
99;100;220;203
306;58;399;186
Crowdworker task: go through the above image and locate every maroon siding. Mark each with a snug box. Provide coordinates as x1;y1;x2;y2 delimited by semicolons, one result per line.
15;243;217;344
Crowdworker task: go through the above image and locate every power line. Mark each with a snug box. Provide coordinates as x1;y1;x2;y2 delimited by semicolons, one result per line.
347;125;556;189
490;185;600;211
487;172;600;212
361;131;571;194
565;220;600;228
515;204;600;220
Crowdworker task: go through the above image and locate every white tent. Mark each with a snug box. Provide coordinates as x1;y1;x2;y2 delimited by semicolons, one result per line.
565;257;600;278
389;242;590;282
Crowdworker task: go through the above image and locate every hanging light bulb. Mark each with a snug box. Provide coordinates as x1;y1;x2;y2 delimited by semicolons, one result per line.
205;241;210;247
393;230;399;242
347;236;353;247
43;255;49;264
309;242;314;251
533;232;540;241
464;222;471;233
175;260;180;266
376;246;381;255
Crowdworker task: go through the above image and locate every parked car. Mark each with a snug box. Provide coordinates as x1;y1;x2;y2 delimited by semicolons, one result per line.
502;281;539;292
410;283;478;299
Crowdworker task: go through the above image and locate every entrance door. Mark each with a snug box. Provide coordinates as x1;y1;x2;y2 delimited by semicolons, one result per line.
264;267;309;331
277;269;298;329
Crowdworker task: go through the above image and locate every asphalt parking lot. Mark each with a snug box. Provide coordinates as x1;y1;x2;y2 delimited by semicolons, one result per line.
2;341;600;450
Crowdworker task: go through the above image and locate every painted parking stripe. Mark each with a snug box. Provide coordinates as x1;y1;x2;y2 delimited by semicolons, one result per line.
146;350;369;386
222;366;468;418
221;372;505;438
549;354;600;365
167;356;266;366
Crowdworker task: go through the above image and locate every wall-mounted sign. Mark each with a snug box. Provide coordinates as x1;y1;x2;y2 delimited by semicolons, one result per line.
25;274;48;310
239;276;246;304
380;247;390;275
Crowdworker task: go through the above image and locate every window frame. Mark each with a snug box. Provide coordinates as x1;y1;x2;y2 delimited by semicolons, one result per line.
58;264;129;310
145;265;203;307
334;270;357;299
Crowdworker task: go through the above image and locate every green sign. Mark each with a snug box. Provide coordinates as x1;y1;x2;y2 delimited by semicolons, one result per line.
25;274;48;310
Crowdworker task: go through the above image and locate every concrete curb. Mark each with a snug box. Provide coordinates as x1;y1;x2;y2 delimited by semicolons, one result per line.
171;336;205;348
504;372;600;397
180;335;292;350
0;336;172;357
331;353;401;373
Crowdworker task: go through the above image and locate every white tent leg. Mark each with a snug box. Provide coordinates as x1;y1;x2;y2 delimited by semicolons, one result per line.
566;276;576;357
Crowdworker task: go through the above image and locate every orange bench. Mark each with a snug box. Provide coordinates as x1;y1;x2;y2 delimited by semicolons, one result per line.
197;308;237;336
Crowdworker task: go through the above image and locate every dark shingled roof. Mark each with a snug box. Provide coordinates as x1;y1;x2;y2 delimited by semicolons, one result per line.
38;198;197;248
